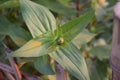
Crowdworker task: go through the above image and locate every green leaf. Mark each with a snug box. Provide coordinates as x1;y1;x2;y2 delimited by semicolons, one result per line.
91;0;108;21
0;15;31;46
86;59;109;80
61;10;95;42
8;33;57;57
0;0;8;4
0;35;5;42
9;28;31;47
72;29;96;48
34;55;55;74
20;0;56;38
33;0;75;16
49;42;90;80
88;45;111;60
95;60;109;80
0;0;19;9
41;75;56;80
0;15;10;35
86;59;101;80
58;0;70;7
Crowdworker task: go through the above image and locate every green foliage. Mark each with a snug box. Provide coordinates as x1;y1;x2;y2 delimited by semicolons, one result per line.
0;0;19;9
72;29;96;48
5;0;94;79
89;45;111;60
0;0;114;80
8;38;56;57
0;35;5;42
50;43;90;80
87;59;109;80
0;15;31;46
20;0;56;38
34;55;55;74
61;10;95;42
33;0;76;16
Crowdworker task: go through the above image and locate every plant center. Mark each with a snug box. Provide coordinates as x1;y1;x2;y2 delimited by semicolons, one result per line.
56;37;64;45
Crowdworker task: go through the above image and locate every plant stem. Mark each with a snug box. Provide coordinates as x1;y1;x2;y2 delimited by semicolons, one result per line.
0;62;14;74
0;71;6;80
76;0;80;17
8;57;22;80
55;62;66;80
64;70;68;80
5;36;22;80
4;46;22;80
4;71;15;80
111;2;120;79
22;72;42;80
0;62;15;80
